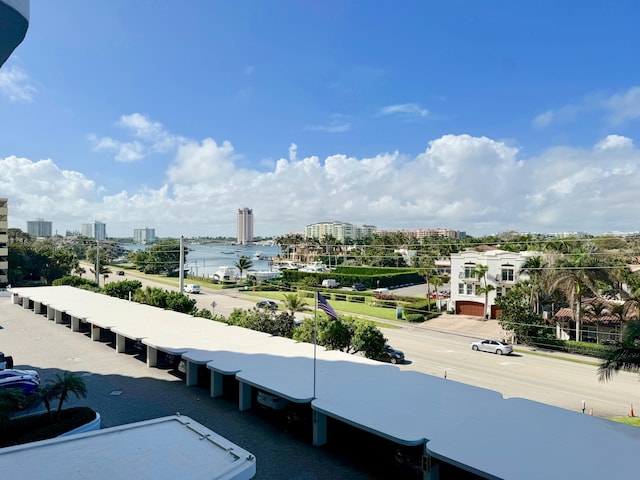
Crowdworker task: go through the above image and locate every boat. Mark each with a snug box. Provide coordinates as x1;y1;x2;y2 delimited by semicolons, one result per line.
253;251;270;260
211;266;240;282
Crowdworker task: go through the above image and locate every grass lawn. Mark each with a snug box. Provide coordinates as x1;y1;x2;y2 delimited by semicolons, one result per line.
609;416;640;427
240;290;409;327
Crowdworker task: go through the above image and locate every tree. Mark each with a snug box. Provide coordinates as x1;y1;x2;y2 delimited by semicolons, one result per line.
474;264;493;318
548;254;608;341
234;255;253;281
131;240;187;276
102;280;143;299
281;293;310;314
227;308;296;338
496;289;549;344
0;389;27;431
44;371;88;422
598;320;640;382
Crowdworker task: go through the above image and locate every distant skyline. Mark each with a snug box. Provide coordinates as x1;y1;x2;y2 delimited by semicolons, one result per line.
2;1;640;237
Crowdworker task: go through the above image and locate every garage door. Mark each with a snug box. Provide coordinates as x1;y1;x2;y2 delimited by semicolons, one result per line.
456;301;484;317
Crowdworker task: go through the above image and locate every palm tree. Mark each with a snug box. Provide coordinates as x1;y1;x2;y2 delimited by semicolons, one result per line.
548;255;607;341
520;256;547;314
234;255;253;281
50;371;88;421
598;320;640;382
282;293;309;315
473;264;493;319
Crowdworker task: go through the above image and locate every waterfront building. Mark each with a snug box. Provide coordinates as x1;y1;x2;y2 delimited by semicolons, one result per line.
82;221;107;241
304;221;376;242
0;198;7;287
134;227;156;245
27;218;52;237
237;208;253;245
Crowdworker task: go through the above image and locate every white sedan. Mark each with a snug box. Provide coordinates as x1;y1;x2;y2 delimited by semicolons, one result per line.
471;339;513;355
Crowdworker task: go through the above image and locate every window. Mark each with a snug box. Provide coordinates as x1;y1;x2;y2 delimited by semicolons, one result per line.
464;264;476;279
458;283;464;294
466;284;473;295
501;267;514;282
496;287;503;297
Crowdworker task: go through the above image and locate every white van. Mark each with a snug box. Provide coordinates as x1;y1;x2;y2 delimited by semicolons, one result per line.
373;287;390;295
321;279;339;288
184;284;201;294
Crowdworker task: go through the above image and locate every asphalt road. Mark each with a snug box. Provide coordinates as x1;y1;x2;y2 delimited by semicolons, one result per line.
381;324;640;418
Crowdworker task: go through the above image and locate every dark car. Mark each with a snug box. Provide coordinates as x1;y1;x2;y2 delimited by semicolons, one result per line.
351;283;366;291
116;270;125;276
256;300;278;309
376;344;405;364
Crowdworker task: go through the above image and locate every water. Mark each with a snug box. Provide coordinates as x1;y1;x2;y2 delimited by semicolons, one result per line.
180;243;281;278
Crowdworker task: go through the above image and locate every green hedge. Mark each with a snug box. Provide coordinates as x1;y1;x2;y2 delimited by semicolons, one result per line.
282;267;422;289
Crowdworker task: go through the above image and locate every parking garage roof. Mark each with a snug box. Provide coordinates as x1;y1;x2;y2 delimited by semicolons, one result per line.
11;285;640;479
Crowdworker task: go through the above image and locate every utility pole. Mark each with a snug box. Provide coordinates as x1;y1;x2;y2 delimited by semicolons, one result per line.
179;236;184;293
95;240;100;285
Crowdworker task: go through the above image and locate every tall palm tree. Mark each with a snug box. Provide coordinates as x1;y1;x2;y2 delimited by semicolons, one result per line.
473;264;493;318
520;256;547;314
234;255;253;281
598;320;640;382
548;255;607;341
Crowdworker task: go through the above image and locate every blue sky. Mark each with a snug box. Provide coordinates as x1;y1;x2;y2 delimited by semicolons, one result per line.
2;0;640;238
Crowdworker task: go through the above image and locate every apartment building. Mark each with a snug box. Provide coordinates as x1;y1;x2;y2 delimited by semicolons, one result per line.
0;198;7;287
82;221;107;241
27;218;52;237
450;248;541;318
304;221;376;242
134;227;156;245
237;208;253;245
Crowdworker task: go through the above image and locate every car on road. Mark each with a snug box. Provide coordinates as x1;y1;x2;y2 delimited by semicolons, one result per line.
351;283;366;291
256;300;278;309
257;390;289;410
471;339;513;355
184;284;201;294
0;368;40;395
376;344;405;364
0;351;14;370
116;270;125;276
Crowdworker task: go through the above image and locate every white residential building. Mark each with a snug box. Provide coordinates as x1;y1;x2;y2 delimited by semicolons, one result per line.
27;218;52;237
134;227;156;245
82;221;107;241
450;248;542;318
304;221;376;242
237;208;253;245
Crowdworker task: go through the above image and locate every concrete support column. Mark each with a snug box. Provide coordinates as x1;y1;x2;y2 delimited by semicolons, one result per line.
91;324;101;341
147;346;158;368
238;381;252;411
47;306;54;320
116;334;126;353
312;410;328;446
54;310;63;324
33;301;42;314
210;370;223;398
186;361;198;387
11;293;19;305
22;298;30;309
71;316;81;332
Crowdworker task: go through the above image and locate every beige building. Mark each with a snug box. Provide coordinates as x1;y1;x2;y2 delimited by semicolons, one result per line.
304;221;376;242
0;198;8;287
237;207;253;245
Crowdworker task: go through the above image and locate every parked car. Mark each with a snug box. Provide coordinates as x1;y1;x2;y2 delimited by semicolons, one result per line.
351;283;366;291
116;270;125;276
0;368;40;395
257;390;289;410
256;300;278;309
184;284;201;294
376;344;405;364
471;339;513;355
0;351;14;370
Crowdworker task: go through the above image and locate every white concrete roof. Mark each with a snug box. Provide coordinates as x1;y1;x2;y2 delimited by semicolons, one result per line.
11;286;640;479
0;415;256;480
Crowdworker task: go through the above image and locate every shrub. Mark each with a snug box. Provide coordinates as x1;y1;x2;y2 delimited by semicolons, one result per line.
405;314;425;323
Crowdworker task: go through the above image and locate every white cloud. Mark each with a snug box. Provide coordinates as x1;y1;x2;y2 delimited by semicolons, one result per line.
378;103;429;118
89;113;184;162
607;86;640;125
0;65;37;102
6;125;640;237
533;85;640;128
304;122;351;133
